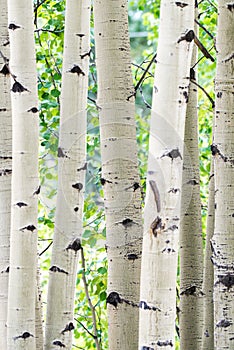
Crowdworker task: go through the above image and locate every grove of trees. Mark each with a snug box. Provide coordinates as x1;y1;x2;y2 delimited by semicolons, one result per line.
0;0;233;349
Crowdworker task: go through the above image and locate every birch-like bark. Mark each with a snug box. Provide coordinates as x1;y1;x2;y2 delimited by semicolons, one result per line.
44;1;90;349
212;1;234;348
202;160;214;350
139;0;194;348
93;1;143;348
0;0;11;347
179;34;203;350
35;268;44;350
6;0;39;349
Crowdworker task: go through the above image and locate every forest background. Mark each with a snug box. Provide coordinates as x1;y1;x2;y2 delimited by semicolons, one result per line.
0;0;219;349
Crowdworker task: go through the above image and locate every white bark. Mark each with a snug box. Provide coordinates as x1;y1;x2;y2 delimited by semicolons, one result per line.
0;0;11;348
139;0;194;348
212;1;234;348
179;38;203;350
44;1;90;349
93;1;143;348
202;160;214;350
6;0;39;349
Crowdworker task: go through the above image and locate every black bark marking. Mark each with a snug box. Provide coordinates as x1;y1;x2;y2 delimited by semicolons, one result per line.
180;285;196;296
33;186;41;195
15;202;28;208
150;217;165;237
122;218;133;227
227;3;234;11
177;29;195;43
161;148;182;160
100;178;112;185
20;225;36;232
27;107;38;113
80;49;91;59
77;162;87;171
217;91;222;98
72;183;83;191
61;322;75;334
133;182;140;191
106;292;122;308
69;65;85;76
58;147;69;158
165;225;178;232
0;169;12;176
140;347;154;350
66;238;81;252
157;340;173;347
12;81;28;93
74;206;79;212
0;155;12;159
13;332;34;340
211;144;227;162
183;90;189;103
162;247;176;253
204;329;209;337
1;266;9;273
149;180;161;212
0;108;7;112
139;300;161;311
168;188;180;193
127;253;138;260
49;265;68;274
187;179;199;185
218;273;234;289
0;64;10;75
190;67;195;80
216;319;232;328
175;1;188;7
76;33;85;37
52;340;65;347
8;23;21;30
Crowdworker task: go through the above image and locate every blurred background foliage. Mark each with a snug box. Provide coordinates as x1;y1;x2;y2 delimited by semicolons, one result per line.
34;0;217;348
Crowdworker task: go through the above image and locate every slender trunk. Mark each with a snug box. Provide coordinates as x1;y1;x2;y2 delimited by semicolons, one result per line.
179;26;203;349
6;0;39;349
139;0;194;348
212;1;234;348
0;0;11;347
202;160;214;350
35;267;44;350
93;1;143;348
44;1;90;348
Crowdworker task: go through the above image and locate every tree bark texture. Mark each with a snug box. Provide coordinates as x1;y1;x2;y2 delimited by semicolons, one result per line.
6;0;39;349
94;1;143;349
45;0;90;349
139;0;194;348
0;0;11;348
212;1;234;348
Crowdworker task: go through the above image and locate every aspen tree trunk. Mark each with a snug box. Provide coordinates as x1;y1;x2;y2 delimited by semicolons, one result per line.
44;1;90;348
35;269;44;349
0;0;11;347
93;1;143;348
139;0;194;348
202;160;214;350
179;31;203;350
212;1;234;348
6;0;39;349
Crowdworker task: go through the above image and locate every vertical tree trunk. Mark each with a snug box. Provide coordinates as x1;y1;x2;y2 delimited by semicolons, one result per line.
202;160;215;350
179;26;203;349
139;0;194;348
93;1;143;348
0;0;11;348
212;1;234;348
6;0;39;349
44;1;90;348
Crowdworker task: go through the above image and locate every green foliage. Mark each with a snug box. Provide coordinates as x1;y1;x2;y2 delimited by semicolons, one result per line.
35;0;216;348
